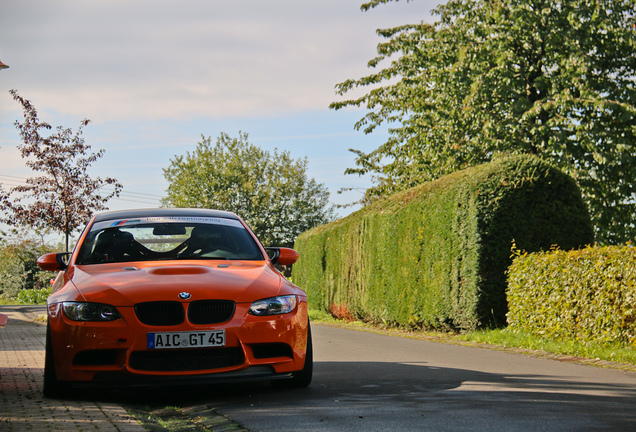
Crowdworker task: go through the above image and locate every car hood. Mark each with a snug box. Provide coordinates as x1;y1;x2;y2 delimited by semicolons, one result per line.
69;261;283;306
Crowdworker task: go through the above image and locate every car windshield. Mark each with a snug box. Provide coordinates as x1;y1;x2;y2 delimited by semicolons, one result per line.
75;216;265;265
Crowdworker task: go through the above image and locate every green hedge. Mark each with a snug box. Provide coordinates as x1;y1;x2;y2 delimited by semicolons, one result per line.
507;245;636;345
294;155;593;330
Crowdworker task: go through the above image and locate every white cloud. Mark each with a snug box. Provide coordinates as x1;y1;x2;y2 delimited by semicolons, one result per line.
0;0;440;215
0;0;437;121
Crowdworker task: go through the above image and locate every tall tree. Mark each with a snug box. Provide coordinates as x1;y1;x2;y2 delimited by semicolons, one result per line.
331;0;636;244
1;90;123;251
162;132;335;248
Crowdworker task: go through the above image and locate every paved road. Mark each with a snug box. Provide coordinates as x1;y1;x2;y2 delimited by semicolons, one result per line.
214;325;636;432
3;305;636;431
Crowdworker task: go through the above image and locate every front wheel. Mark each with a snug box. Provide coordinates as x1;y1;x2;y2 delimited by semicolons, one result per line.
43;322;69;398
276;323;313;389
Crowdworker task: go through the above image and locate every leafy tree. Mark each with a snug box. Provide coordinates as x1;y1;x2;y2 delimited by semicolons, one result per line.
331;0;636;244
1;90;123;251
162;132;335;248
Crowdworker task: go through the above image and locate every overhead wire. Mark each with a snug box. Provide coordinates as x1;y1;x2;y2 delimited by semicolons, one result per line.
0;174;164;207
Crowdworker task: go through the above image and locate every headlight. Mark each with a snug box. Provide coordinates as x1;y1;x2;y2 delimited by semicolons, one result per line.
249;295;297;316
62;302;121;321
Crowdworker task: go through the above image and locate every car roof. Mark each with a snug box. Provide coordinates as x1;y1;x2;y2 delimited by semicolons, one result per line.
93;208;240;222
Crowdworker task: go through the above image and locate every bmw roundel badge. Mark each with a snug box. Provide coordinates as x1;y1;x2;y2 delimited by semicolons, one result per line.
178;292;191;300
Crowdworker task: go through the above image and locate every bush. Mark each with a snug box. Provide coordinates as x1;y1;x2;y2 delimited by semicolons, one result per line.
16;286;53;304
0;237;56;302
294;155;593;330
507;245;636;345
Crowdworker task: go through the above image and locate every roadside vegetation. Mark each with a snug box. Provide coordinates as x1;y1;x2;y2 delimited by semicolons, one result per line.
0;235;56;304
294;156;593;331
458;329;636;366
124;405;247;432
507;244;636;348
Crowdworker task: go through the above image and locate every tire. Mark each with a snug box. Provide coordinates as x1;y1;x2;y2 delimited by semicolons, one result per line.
43;322;69;398
276;322;313;389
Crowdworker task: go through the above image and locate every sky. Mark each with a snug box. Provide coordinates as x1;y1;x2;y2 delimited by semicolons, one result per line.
0;0;440;222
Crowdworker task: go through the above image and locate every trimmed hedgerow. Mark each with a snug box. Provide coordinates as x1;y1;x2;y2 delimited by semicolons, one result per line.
507;245;636;345
294;155;593;330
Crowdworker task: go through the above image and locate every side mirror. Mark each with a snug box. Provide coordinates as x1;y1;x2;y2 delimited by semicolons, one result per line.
37;252;71;271
265;247;299;266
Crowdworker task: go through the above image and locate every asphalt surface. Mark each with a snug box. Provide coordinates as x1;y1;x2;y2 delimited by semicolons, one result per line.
3;305;636;432
214;325;636;432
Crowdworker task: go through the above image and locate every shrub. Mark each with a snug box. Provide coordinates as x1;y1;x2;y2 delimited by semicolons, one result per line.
16;286;53;304
507;245;636;345
294;155;593;330
0;237;56;301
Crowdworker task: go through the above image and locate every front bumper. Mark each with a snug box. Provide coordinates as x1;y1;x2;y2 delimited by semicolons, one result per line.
82;366;292;389
47;301;309;384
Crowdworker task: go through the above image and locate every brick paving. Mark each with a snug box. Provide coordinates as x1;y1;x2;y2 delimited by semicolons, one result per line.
0;305;146;431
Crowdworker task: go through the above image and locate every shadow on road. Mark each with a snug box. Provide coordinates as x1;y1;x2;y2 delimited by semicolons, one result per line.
62;361;636;431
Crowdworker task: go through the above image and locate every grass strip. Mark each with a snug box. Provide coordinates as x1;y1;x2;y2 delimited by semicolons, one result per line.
124;404;248;432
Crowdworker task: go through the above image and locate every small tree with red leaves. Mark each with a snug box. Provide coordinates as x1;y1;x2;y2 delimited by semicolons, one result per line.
1;90;123;251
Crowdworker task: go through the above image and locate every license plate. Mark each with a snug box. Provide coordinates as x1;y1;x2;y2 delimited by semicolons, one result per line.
147;330;225;349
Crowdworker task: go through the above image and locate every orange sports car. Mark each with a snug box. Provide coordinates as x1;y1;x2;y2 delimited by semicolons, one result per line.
37;208;312;397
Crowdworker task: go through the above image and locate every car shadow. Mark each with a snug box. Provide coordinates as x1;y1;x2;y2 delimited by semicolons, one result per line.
63;360;636;431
